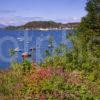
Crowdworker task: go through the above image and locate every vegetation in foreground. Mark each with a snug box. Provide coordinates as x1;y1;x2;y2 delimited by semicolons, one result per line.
0;60;99;99
0;0;100;99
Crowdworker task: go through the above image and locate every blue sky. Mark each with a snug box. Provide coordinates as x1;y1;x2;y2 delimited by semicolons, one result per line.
0;0;87;25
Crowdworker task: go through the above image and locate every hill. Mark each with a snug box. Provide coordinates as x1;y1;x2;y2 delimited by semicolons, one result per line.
5;21;79;30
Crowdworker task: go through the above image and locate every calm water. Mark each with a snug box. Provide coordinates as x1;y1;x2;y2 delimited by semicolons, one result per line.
0;29;72;69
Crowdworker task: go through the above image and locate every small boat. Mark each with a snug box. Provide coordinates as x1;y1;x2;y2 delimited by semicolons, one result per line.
22;52;31;58
26;41;30;44
17;37;24;42
17;37;22;40
29;48;36;51
39;28;49;31
14;48;22;52
48;44;52;48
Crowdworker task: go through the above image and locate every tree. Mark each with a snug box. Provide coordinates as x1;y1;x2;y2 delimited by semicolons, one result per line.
79;0;100;35
76;0;100;79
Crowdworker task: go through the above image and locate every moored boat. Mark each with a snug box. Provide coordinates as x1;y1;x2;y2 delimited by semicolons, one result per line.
14;48;22;52
22;52;31;59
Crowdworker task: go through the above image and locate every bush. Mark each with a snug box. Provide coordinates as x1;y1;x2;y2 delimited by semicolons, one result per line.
22;59;32;72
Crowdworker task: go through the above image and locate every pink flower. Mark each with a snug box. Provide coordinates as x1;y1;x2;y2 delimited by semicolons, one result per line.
37;68;52;79
40;94;46;100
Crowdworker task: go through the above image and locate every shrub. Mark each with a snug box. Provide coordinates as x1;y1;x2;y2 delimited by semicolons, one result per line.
22;59;32;72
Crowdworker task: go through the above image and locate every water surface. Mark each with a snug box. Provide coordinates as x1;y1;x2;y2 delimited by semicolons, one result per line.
0;29;72;69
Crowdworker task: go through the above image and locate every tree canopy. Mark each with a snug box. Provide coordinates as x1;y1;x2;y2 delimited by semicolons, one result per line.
79;0;100;33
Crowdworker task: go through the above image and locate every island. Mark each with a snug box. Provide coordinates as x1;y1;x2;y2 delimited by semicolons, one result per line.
5;21;79;30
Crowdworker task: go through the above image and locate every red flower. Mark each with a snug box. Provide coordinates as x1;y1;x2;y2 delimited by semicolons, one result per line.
37;68;52;79
30;68;52;81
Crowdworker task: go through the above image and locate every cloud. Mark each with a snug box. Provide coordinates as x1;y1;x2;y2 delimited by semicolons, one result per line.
55;17;81;23
0;16;45;25
0;17;16;25
0;16;81;25
0;10;16;13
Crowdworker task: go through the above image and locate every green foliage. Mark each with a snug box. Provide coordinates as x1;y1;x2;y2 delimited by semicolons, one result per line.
11;62;22;71
9;48;15;57
22;59;32;71
41;75;64;93
79;0;100;33
45;50;50;57
0;65;23;96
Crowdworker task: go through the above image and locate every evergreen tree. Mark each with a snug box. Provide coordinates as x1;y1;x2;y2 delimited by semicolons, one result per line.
79;0;100;37
76;0;100;76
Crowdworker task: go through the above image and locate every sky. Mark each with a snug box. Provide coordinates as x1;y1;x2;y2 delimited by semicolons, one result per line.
0;0;87;25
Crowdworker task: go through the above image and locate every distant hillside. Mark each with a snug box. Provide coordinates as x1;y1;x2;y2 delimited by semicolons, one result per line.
0;24;6;28
18;21;62;29
5;21;80;30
